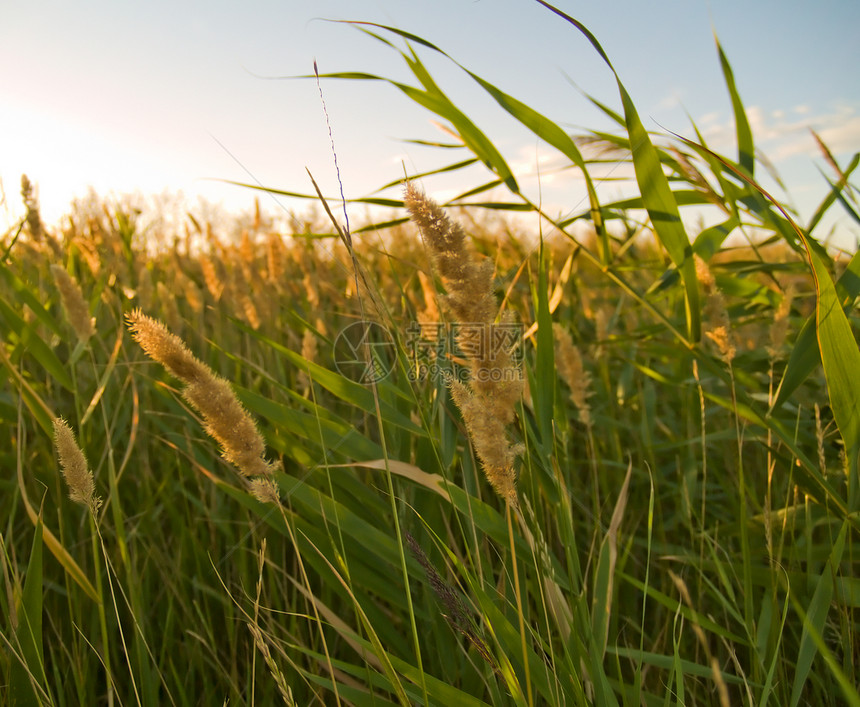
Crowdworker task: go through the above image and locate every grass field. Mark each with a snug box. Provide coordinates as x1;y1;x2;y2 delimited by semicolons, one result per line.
2;6;859;706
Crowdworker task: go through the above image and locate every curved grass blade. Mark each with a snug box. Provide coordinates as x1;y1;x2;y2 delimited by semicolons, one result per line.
692;215;739;260
300;531;413;706
807;246;860;473
716;37;754;175
533;0;701;340
302;33;519;194
772;248;860;410
376;158;481;191
349;19;610;258
218;180;403;209
805;153;859;234
532;241;555;449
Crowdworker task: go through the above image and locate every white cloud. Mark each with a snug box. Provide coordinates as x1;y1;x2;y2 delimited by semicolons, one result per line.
815;114;860;155
654;89;684;113
687;102;859;163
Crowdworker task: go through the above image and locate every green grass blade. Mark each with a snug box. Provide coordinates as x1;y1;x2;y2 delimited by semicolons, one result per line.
400;51;519;192
532;241;555;449
533;1;700;339
10;518;48;706
0;261;65;339
805;153;859;233
617;82;700;341
772;248;860;411
808;246;860;476
692;215;739;260
592;462;632;660
425;50;608;253
716;37;754;175
311;32;520;193
789;522;846;707
0;296;75;392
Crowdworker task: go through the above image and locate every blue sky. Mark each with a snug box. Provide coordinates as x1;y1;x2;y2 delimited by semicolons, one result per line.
2;0;858;247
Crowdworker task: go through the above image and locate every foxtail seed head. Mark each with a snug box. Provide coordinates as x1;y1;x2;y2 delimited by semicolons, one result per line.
53;418;101;514
50;265;95;342
405;184;523;505
126;309;280;478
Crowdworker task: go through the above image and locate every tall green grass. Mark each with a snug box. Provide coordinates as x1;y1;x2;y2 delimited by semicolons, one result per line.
2;4;859;705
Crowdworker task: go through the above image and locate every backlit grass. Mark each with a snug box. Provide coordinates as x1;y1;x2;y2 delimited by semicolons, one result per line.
2;4;859;705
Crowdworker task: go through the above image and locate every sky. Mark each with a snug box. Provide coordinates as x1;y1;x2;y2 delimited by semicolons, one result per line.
2;0;859;248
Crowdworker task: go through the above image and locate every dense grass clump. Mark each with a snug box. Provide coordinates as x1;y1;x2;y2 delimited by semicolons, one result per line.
2;5;859;705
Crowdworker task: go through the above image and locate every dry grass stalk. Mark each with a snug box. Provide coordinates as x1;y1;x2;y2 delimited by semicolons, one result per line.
183;276;203;314
52;417;102;514
239;229;256;281
404;532;499;674
73;235;102;277
227;265;261;330
50;264;95;342
404;183;523;504
126;309;280;478
248;540;294;704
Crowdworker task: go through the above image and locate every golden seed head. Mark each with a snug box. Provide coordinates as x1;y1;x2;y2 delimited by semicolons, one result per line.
405;183;523;504
50;264;95;342
126;310;279;478
199;254;224;302
553;324;593;427
249;477;281;504
768;285;794;357
404;183;497;326
126;309;207;382
52;418;101;513
695;256;735;363
21;174;45;241
266;232;286;284
449;380;517;503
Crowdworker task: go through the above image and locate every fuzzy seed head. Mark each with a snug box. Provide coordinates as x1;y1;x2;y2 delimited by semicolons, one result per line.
553;323;593;427
406;183;523;504
450;379;520;505
126;309;280;478
53;418;101;513
768;285;794;357
126;309;207;382
695;256;735;363
249;477;281;504
50;265;95;342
